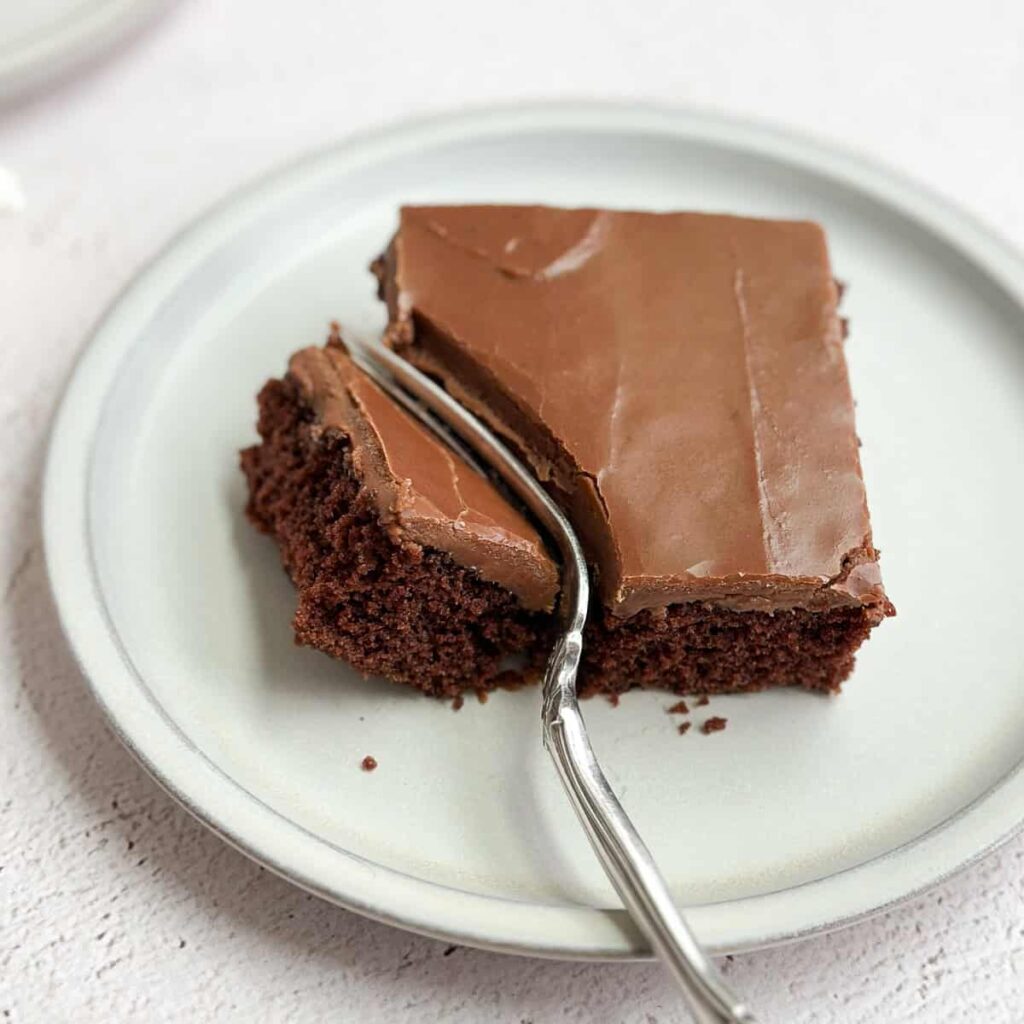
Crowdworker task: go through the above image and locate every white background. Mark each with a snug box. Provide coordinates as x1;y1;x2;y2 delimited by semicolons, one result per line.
3;2;1024;1021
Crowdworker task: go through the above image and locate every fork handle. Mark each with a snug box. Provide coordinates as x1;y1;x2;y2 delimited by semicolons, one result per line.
543;639;756;1024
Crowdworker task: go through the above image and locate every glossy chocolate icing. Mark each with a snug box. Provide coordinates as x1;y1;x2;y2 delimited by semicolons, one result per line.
378;205;892;618
288;334;558;612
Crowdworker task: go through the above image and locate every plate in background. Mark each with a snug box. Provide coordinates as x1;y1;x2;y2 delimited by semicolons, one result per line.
0;0;167;101
43;102;1024;957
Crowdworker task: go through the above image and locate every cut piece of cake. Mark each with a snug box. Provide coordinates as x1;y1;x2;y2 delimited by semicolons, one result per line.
241;329;558;697
375;205;895;695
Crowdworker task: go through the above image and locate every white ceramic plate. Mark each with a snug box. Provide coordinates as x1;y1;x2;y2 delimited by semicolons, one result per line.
44;103;1024;958
0;0;167;101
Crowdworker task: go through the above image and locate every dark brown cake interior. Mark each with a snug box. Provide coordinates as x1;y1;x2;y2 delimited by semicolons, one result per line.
580;601;878;696
241;376;551;697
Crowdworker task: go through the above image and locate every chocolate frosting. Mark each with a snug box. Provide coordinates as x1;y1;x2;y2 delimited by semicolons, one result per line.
288;334;558;612
380;205;892;618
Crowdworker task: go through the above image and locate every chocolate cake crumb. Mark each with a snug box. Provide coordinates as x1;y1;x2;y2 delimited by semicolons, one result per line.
361;755;378;772
476;689;489;704
668;700;689;715
607;693;620;707
696;695;710;707
452;694;464;711
701;717;727;735
678;721;692;736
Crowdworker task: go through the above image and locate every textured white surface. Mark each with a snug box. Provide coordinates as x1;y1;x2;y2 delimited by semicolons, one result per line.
3;1;1024;1020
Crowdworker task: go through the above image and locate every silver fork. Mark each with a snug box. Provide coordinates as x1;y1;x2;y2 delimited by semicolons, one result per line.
351;340;758;1024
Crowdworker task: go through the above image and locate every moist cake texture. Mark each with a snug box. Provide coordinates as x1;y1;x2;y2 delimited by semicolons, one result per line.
376;204;895;694
241;332;557;696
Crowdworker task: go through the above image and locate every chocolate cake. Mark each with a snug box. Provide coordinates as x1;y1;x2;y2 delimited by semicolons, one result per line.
241;331;558;697
375;204;895;695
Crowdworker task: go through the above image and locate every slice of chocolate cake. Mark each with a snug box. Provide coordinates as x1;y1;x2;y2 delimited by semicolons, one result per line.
241;329;558;697
376;205;895;695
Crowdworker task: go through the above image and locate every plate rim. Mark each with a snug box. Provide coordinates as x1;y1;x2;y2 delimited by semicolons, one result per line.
42;99;1024;959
